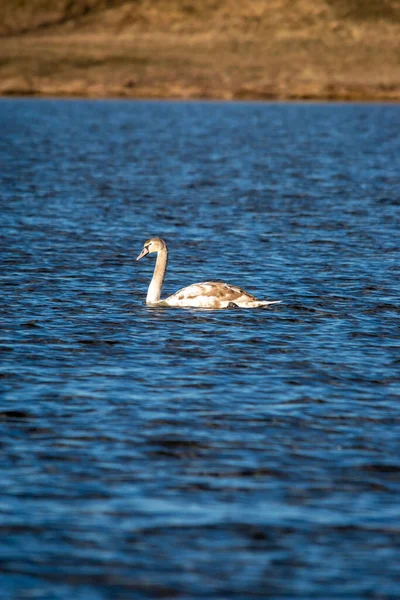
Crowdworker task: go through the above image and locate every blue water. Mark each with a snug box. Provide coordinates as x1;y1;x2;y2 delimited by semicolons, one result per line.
1;98;400;599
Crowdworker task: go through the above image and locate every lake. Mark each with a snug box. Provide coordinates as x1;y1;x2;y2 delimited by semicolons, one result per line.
1;98;400;599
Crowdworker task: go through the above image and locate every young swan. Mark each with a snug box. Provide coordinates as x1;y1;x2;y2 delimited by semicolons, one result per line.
136;237;280;309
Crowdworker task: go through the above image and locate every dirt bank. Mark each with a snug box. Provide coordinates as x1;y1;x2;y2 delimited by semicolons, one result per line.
1;0;400;100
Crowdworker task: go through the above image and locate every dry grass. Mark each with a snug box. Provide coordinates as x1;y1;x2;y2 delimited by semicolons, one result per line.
1;0;400;100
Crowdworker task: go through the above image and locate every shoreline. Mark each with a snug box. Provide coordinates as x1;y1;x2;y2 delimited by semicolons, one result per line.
1;91;399;103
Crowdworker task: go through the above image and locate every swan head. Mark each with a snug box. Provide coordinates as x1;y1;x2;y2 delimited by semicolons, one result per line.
136;237;166;261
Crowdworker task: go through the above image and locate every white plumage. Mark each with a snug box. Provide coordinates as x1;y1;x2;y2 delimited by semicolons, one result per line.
136;237;280;309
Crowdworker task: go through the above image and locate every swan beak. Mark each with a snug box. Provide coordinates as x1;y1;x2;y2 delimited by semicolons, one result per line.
136;247;149;261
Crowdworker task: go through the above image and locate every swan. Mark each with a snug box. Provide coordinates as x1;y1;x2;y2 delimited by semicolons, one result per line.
136;237;280;309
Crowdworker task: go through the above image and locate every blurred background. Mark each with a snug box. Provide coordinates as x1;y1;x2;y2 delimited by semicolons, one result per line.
1;0;400;100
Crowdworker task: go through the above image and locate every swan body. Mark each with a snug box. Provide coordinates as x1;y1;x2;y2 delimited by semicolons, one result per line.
136;237;280;309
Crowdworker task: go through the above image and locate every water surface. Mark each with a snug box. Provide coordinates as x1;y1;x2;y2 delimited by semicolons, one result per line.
1;99;400;599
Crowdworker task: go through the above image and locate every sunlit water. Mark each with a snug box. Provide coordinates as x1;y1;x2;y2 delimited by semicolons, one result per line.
1;99;399;599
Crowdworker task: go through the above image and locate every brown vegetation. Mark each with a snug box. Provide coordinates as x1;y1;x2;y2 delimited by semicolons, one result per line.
1;0;400;100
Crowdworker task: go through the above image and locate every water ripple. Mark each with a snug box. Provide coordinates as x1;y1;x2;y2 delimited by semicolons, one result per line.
1;99;400;599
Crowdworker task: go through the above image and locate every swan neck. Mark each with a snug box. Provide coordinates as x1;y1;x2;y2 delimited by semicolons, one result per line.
146;246;168;304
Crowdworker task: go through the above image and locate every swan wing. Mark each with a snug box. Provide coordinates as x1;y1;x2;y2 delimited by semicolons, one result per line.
164;281;278;308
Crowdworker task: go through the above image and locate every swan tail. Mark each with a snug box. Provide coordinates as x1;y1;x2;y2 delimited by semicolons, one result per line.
236;300;282;309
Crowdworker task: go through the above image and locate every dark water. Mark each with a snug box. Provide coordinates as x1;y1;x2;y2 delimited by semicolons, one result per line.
1;98;400;599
